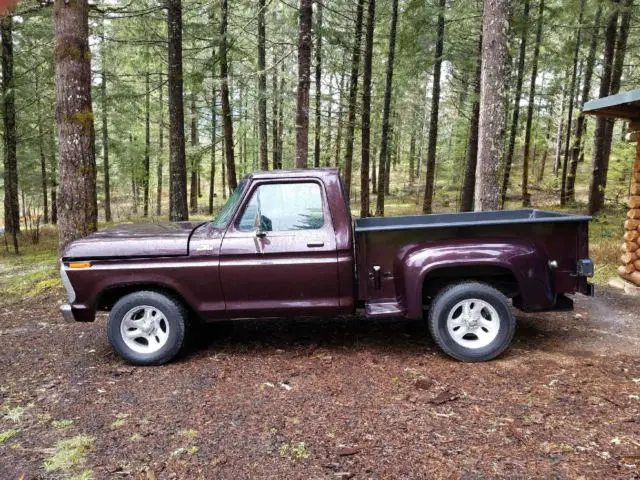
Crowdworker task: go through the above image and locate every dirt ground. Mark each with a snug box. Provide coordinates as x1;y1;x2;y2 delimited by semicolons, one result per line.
0;286;639;480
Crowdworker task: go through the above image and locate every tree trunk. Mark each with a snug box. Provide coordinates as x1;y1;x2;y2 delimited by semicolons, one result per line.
360;0;376;218
35;69;49;224
50;128;58;225
588;0;618;215
422;0;446;214
271;48;279;170
567;3;601;203
209;79;217;215
189;90;198;213
167;0;188;221
373;0;397;216
143;65;151;217
220;0;237;192
343;0;365;200
553;78;567;176
295;0;312;168
559;0;585;206
416;71;430;180
333;71;346;169
313;0;323;168
54;0;98;252
460;35;482;212
595;0;631;212
475;0;509;211
276;64;285;169
521;0;544;207
500;0;530;209
100;27;111;223
1;14;19;244
157;72;164;216
258;0;268;170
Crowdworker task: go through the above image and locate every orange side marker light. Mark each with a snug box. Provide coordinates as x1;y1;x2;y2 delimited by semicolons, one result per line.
69;262;91;269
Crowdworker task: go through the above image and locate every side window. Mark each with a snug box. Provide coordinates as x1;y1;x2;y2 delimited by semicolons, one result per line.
238;182;324;232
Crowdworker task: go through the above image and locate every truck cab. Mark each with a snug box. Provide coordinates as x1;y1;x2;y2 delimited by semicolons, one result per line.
60;168;593;365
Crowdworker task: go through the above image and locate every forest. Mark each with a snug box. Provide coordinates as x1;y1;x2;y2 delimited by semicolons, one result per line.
0;0;638;254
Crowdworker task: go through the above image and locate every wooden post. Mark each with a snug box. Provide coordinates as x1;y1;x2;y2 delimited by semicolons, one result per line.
618;120;640;287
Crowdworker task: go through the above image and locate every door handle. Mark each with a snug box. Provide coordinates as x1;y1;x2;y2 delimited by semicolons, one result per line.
307;241;324;248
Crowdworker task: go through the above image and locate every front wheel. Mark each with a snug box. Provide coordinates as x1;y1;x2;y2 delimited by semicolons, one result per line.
107;291;189;366
428;282;515;362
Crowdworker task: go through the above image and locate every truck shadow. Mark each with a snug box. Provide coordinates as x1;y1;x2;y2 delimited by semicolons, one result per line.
187;316;434;357
183;312;587;360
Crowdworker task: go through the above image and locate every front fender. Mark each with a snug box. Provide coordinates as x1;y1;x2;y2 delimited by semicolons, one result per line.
397;238;553;319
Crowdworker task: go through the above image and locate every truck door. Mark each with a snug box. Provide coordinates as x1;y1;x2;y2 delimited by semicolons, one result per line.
219;179;340;317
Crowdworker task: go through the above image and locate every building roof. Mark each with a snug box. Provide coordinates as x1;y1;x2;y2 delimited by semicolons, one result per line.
582;89;640;121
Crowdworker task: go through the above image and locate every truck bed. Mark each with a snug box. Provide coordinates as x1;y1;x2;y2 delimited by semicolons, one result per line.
354;209;592;315
354;209;592;232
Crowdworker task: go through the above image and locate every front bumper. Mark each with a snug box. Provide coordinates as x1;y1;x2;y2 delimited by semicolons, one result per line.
60;304;75;322
60;303;96;323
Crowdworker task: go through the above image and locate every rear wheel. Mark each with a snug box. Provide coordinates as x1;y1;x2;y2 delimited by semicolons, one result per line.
428;282;515;362
108;291;188;366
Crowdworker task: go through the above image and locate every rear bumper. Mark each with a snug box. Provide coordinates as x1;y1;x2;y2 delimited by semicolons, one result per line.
60;304;95;323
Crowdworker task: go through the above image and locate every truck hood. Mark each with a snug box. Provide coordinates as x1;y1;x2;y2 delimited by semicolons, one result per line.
62;221;204;260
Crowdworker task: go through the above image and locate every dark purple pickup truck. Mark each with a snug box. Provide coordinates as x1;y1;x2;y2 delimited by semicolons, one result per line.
60;168;594;365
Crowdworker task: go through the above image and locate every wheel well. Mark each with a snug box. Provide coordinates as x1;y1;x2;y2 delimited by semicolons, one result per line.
422;265;519;305
97;284;189;312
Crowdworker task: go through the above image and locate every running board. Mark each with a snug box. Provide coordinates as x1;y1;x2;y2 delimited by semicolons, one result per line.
365;301;405;318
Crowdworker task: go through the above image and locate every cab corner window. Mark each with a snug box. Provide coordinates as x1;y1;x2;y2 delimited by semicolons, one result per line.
238;182;324;232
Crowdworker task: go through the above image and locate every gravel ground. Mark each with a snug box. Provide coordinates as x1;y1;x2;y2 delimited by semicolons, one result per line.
0;286;638;479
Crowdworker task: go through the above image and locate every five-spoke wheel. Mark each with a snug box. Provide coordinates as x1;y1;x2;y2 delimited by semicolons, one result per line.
108;291;188;366
428;282;515;362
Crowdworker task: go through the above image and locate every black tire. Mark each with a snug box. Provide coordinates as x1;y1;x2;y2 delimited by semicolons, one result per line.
107;291;189;366
428;282;515;362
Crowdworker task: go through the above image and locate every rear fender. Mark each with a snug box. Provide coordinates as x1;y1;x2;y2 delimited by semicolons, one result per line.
398;238;553;319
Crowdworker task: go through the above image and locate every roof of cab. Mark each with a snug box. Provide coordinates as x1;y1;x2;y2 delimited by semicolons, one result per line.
244;167;339;181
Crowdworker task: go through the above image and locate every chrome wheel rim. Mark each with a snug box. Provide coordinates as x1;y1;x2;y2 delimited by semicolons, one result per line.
446;298;500;349
120;305;170;354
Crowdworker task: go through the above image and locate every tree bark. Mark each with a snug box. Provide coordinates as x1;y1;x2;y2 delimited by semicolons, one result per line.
143;65;151;217
157;72;164;216
258;0;268;170
422;0;446;214
360;0;376;218
500;0;530;209
559;0;585;206
54;0;98;252
588;0;618;215
343;0;365;200
220;0;237;192
567;3;601;203
209;79;217;215
313;0;323;168
1;14;19;243
271;48;279;169
475;0;509;211
189;90;198;213
521;0;544;207
295;0;313;168
167;0;188;221
100;26;111;222
333;71;346;169
50;127;58;225
35;68;49;224
593;0;631;212
460;35;482;212
374;0;397;217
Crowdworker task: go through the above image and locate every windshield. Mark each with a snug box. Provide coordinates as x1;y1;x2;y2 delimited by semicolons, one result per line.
211;179;248;229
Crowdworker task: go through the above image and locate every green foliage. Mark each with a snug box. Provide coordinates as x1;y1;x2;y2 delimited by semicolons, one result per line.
43;435;94;472
0;429;17;444
52;419;74;428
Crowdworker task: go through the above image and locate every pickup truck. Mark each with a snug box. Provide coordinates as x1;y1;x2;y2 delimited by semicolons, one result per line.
60;168;594;365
